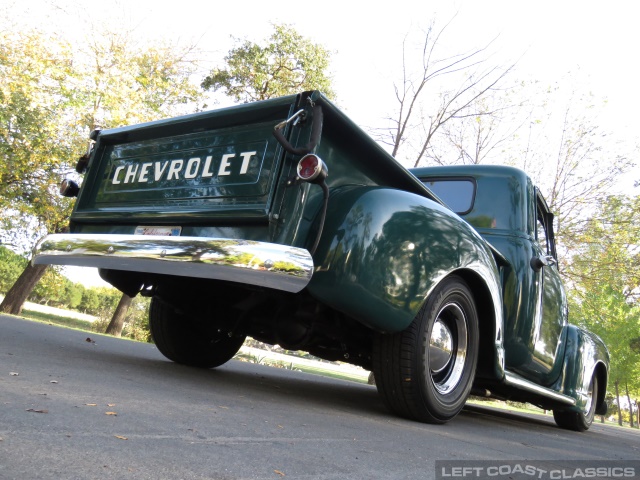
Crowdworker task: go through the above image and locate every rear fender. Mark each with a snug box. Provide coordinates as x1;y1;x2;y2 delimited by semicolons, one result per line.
307;187;503;345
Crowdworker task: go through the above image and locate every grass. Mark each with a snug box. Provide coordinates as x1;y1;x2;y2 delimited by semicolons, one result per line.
19;308;95;331
467;397;548;415
233;351;370;384
284;364;369;384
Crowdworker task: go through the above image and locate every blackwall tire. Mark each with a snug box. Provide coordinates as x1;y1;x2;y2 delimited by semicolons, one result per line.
149;296;246;369
373;275;479;423
553;374;598;432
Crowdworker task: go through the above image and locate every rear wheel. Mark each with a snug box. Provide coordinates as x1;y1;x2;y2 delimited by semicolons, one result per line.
373;275;479;423
553;373;598;431
149;296;246;368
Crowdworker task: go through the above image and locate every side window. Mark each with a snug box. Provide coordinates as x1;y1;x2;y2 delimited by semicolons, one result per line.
536;213;549;254
535;191;557;261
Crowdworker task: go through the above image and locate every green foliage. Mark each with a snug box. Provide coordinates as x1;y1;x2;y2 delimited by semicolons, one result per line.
27;268;83;309
78;287;120;316
29;267;67;305
0;246;27;293
202;24;334;102
566;195;640;296
92;295;151;342
76;33;203;130
62;282;85;309
571;287;640;383
1;23;205;248
567;194;640;396
0;29;77;238
0;20;206;315
79;288;101;315
0;241;150;338
120;295;151;342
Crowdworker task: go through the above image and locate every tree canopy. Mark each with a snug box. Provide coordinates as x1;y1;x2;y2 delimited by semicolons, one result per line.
0;22;206;315
201;24;335;102
566;194;640;423
0;29;78;243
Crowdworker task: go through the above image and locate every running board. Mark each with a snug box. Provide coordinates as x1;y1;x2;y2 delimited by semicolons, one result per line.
504;371;575;406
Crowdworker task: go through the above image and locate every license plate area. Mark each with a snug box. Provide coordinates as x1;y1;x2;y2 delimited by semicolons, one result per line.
134;226;182;236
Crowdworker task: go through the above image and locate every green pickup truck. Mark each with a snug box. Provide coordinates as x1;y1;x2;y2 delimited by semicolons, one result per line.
34;91;608;430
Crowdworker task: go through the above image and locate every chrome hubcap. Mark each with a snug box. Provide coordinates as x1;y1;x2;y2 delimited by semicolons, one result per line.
429;303;468;394
429;319;453;373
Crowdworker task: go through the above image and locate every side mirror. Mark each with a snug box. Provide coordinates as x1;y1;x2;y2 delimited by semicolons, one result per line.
530;255;556;272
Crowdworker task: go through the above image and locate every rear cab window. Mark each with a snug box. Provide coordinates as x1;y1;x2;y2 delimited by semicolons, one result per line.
421;178;476;215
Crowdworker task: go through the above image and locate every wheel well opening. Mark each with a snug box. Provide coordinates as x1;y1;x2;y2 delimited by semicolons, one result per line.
594;362;608;415
454;270;499;381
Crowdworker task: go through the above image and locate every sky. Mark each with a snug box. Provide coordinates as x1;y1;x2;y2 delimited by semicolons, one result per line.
144;1;639;138
5;0;640;287
9;0;640;135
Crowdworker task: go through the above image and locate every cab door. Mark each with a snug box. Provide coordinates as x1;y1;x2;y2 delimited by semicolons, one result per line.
528;191;567;384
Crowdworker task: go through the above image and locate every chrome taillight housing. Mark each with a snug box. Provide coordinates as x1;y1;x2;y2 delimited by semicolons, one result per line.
297;154;328;184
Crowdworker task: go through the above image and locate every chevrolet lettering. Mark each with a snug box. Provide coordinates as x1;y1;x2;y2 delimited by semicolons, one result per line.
110;151;259;185
34;91;609;430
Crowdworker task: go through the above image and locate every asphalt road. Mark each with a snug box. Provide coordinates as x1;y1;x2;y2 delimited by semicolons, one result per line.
1;314;639;480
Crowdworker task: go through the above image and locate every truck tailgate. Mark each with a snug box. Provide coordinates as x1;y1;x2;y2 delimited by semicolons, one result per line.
73;96;297;223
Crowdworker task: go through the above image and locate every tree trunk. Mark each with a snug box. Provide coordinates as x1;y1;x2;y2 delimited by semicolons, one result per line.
0;263;49;315
626;383;634;428
615;380;622;426
105;293;132;337
636;399;639;429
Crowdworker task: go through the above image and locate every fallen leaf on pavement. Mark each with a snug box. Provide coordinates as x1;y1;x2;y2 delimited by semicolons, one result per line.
85;403;97;406
107;403;116;407
50;380;58;384
274;470;285;477
26;409;48;414
105;412;117;416
9;372;18;376
114;435;128;440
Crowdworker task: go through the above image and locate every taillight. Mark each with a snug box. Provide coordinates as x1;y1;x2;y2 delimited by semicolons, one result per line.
297;154;328;184
295;154;329;255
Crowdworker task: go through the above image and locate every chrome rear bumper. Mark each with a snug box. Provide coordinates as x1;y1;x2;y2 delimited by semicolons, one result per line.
32;234;314;293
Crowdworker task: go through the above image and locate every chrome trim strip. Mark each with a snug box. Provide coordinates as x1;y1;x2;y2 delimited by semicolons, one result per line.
32;234;314;293
504;371;576;406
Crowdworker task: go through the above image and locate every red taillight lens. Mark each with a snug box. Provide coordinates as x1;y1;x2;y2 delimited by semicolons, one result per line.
298;155;318;179
297;154;327;183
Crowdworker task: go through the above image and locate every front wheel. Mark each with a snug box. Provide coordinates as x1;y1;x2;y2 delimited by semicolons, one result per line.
149;296;246;368
373;275;479;423
553;373;598;431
